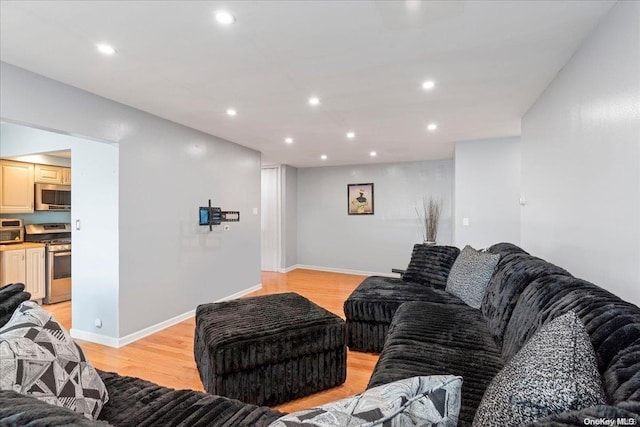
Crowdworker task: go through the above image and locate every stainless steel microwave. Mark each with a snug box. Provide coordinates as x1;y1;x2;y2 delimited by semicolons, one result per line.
35;183;71;211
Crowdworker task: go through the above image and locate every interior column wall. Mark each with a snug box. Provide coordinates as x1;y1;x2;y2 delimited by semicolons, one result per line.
454;137;521;249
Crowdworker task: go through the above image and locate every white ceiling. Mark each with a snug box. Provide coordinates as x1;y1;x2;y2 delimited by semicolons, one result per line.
0;1;615;167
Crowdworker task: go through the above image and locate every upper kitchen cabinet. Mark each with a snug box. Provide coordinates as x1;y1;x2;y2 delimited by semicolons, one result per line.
61;167;71;185
35;164;71;185
0;160;34;213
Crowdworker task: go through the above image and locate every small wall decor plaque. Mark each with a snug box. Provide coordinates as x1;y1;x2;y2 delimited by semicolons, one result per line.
347;183;374;215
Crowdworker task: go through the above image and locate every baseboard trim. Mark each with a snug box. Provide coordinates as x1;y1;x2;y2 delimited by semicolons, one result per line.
278;265;299;273
116;308;198;348
213;283;262;302
70;283;263;349
293;264;399;278
70;329;119;348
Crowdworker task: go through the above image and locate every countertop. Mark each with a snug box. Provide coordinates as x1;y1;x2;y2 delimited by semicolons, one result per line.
0;242;46;252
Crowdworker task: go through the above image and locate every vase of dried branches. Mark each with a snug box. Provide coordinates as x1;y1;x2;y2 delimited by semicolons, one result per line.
417;197;442;246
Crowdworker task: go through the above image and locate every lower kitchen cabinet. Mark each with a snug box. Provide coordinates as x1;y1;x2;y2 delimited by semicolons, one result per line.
25;247;46;301
0;249;25;284
0;246;46;301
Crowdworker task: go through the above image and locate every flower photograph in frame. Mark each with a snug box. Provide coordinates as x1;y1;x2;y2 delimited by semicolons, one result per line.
348;183;374;215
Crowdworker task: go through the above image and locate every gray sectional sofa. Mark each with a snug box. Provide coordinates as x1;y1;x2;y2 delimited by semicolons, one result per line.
0;241;638;426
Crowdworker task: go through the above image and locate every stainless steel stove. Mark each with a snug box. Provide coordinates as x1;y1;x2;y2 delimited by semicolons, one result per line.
25;223;71;304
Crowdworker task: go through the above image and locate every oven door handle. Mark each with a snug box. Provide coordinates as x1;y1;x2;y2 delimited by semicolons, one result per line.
53;252;71;257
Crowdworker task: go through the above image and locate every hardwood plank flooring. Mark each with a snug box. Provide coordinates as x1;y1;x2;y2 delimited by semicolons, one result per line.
46;269;379;413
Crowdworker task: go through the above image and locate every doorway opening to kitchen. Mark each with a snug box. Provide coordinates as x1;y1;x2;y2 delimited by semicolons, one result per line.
1;121;119;340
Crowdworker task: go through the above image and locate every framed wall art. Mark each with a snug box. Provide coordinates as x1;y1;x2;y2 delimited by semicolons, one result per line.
347;183;374;215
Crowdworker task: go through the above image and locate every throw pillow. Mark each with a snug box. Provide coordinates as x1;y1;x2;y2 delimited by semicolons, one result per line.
472;311;605;427
445;245;500;309
0;301;109;420
402;245;460;288
268;375;462;427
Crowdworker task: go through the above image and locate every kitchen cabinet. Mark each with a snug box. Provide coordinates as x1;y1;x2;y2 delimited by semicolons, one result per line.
35;164;71;185
0;248;25;284
0;160;35;214
61;167;71;185
0;245;46;301
25;247;46;301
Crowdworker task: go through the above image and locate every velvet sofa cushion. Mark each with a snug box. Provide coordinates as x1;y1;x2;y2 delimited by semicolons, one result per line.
269;375;463;427
446;245;500;309
97;370;285;427
473;311;605;427
0;389;111;426
344;276;465;323
486;242;529;258
0;301;109;420
480;253;572;347
402;244;460;288
500;275;640;407
0;283;31;329
368;301;504;426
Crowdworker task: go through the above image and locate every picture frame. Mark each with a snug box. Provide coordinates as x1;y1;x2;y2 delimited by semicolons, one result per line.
347;183;374;215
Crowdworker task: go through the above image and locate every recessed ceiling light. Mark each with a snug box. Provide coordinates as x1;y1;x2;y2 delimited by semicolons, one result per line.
320;154;327;160
422;80;435;90
346;131;356;139
370;151;377;157
97;44;116;55
215;11;235;25
226;109;237;116
285;137;293;144
308;97;320;106
427;123;438;131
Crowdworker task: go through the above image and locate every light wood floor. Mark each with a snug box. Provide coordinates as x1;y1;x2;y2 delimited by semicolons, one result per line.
46;269;379;413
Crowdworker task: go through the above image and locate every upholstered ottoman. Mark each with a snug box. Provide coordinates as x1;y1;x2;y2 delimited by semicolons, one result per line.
194;292;347;406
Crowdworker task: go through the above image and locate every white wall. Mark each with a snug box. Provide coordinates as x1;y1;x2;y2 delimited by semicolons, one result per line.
1;62;262;342
520;1;640;306
118;125;260;337
0;123;120;338
297;160;453;275
454;137;521;248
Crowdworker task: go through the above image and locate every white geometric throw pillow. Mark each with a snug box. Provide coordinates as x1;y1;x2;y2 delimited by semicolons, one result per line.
269;375;462;427
0;301;109;420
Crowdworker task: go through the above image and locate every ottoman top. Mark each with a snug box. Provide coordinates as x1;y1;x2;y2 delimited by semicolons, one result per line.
196;292;343;346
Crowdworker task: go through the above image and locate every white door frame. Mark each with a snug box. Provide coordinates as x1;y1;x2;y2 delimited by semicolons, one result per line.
261;166;281;271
